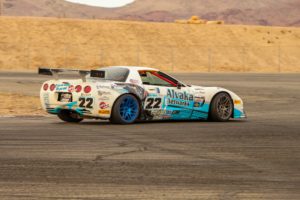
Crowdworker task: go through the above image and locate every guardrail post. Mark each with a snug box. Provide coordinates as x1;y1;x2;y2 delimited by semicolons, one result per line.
242;46;246;72
208;47;212;72
278;45;281;73
99;47;103;67
27;43;31;70
171;46;174;72
136;45;140;66
63;45;67;68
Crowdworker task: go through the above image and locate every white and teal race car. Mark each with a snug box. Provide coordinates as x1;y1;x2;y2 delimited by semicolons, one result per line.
39;66;246;124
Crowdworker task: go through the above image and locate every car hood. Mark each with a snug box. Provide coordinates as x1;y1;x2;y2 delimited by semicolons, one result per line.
191;85;243;102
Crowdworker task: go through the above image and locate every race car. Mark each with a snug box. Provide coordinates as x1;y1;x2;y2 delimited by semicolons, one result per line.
39;66;246;124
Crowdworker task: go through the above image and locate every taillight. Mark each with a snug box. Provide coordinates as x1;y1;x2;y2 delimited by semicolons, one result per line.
75;85;82;93
50;84;56;91
43;83;48;91
84;86;91;93
68;85;74;93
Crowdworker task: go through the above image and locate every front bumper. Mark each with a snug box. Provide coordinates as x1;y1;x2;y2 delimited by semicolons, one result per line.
233;107;247;119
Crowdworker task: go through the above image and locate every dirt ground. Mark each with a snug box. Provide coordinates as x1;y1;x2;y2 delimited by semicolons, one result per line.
0;93;43;116
0;16;299;72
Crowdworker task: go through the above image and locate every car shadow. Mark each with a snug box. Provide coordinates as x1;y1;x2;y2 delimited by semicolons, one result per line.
53;119;247;126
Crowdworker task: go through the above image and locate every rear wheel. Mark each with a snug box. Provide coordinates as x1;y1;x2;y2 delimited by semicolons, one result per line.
57;110;83;123
210;93;233;122
110;94;140;124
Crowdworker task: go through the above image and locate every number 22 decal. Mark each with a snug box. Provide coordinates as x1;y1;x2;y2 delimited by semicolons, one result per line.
79;97;94;108
145;98;162;109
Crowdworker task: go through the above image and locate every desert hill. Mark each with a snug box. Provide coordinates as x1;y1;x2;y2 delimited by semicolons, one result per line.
1;0;300;27
0;16;299;72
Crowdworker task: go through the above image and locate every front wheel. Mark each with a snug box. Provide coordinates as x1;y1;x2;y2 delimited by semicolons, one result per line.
209;93;233;122
110;94;140;124
57;110;83;123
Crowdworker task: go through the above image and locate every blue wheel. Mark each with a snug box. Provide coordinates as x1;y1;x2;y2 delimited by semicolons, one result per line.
111;94;140;124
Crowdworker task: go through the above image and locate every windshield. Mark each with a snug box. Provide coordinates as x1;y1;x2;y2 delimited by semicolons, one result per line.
87;67;129;82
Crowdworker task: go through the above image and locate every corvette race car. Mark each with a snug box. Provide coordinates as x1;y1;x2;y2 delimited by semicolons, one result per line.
39;66;246;124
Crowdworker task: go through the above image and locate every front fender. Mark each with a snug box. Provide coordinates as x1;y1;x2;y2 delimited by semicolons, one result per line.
193;87;246;119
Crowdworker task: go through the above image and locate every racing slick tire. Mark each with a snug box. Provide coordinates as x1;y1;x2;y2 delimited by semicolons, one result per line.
110;94;140;124
57;110;83;123
209;92;233;122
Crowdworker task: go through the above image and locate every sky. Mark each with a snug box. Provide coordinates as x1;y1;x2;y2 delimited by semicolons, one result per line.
65;0;135;8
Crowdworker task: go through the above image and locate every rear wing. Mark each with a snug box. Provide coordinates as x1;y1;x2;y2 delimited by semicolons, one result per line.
38;68;105;82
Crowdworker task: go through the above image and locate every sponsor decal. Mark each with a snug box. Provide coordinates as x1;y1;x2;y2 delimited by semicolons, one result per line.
156;88;160;94
162;115;171;119
194;88;205;94
99;110;110;114
96;85;111;90
98;91;111;96
147;93;158;97
80;93;92;97
151;110;167;116
194;102;201;107
194;96;205;107
98;96;110;101
167;89;193;101
166;89;194;107
99;102;110;109
194;96;205;102
172;110;180;114
56;84;69;92
167;98;190;107
151;109;179;116
129;79;139;84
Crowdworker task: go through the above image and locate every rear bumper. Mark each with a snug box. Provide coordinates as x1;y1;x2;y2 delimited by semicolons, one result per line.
46;106;92;116
45;102;92;116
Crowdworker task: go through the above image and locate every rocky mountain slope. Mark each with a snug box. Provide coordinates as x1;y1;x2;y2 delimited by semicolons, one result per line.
1;0;299;26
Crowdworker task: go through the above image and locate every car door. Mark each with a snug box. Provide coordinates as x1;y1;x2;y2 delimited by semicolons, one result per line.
139;70;194;120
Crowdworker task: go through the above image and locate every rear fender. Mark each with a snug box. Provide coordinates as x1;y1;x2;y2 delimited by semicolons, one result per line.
96;83;147;119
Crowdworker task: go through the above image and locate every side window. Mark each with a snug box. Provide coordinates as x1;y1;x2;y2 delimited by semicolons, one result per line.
139;71;177;87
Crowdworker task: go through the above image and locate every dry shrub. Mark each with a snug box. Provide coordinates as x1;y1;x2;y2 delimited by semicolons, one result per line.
176;16;208;24
187;19;206;24
190;16;200;21
175;20;188;24
206;20;225;25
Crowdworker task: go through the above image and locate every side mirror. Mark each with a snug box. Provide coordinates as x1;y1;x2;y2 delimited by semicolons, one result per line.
177;83;182;89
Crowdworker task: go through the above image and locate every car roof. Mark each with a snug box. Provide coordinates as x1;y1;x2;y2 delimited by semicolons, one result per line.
98;66;159;72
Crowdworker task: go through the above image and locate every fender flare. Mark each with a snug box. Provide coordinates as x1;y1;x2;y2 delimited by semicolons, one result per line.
110;92;144;120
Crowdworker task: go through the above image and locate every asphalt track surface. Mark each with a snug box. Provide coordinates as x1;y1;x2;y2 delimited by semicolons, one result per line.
0;72;299;199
